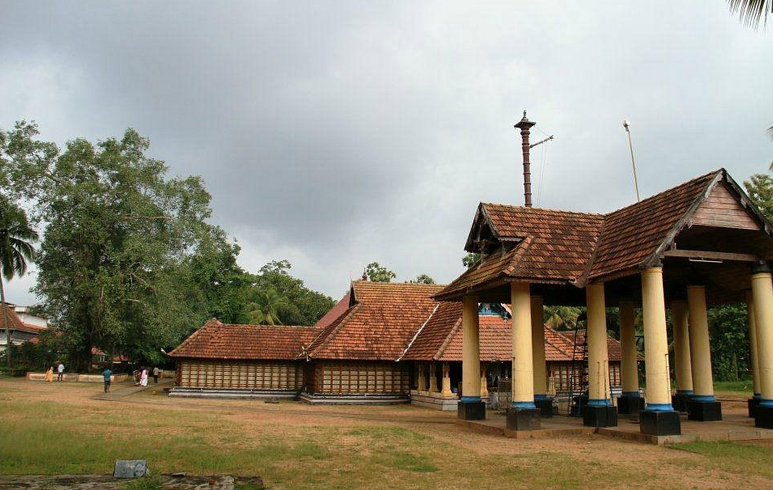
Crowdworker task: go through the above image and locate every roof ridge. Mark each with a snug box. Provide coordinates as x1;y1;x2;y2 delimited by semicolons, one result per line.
305;304;358;359
396;303;440;361
481;203;605;217
435;317;463;360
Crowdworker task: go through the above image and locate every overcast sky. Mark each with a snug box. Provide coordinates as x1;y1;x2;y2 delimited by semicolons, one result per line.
1;2;771;306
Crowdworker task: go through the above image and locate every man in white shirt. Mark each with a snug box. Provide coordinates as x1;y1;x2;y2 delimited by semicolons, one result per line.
152;366;160;384
57;363;65;381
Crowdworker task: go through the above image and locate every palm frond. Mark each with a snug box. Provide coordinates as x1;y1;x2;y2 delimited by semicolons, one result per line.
728;0;771;29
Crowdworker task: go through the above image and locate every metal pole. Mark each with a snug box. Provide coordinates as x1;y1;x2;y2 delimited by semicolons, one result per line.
623;120;640;202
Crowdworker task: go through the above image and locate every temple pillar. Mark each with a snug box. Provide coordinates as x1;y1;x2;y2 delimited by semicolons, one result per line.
458;295;485;420
480;362;489;398
429;362;438;393
417;363;427;392
640;267;681;436
531;295;552;417
671;300;694;412
583;283;617;427
747;291;761;417
751;264;773;429
441;362;453;396
617;300;645;415
687;285;722;421
507;282;540;431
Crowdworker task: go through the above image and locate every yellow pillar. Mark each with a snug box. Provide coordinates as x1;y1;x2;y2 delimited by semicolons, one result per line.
641;267;673;410
619;301;640;398
461;295;481;401
747;291;761;399
751;269;773;408
687;286;715;401
672;300;693;395
480;363;488;397
441;362;453;396
586;283;612;405
417;363;427;392
531;295;548;401
511;282;535;408
429;362;438;393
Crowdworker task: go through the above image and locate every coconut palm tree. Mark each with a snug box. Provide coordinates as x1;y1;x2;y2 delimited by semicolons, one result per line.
247;288;289;325
0;199;38;367
727;0;771;29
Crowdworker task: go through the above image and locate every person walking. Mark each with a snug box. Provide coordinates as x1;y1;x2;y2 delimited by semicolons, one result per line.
140;368;148;387
57;362;65;381
152;366;159;384
102;367;113;393
45;365;54;383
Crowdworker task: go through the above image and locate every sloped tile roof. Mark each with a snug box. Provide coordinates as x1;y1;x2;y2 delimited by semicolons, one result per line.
168;319;320;360
303;281;444;361
0;303;38;334
313;291;351;329
438;169;734;299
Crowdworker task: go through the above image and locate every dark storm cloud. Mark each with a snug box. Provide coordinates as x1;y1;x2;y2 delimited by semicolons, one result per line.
1;1;771;303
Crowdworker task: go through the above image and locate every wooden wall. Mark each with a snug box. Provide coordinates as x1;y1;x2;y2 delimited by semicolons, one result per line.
311;361;411;395
177;359;304;390
692;183;758;230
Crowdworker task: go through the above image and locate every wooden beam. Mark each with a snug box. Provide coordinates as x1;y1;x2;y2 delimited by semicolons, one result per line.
662;249;758;262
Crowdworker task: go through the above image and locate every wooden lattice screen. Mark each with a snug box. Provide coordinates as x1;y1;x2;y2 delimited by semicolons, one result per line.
312;361;410;395
178;360;304;390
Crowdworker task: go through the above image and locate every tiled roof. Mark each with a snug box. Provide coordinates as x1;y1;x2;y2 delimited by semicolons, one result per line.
303;281;444;361
313;291;351;329
0;303;38;334
168;319;320;360
438;169;737;299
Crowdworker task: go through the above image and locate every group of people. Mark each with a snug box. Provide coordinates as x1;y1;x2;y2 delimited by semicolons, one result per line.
44;362;65;382
132;366;161;387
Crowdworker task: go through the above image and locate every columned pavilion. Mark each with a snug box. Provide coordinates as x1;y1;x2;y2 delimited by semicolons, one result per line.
435;169;773;436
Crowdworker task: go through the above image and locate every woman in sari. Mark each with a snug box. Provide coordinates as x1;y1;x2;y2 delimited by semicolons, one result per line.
45;366;54;383
140;368;148;387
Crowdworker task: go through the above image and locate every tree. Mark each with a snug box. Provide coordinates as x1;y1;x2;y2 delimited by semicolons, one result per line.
727;0;771;29
543;306;583;331
0;197;37;368
744;173;773;220
462;253;481;268
411;274;435;284
364;262;396;283
2;123;224;370
247;288;289;325
708;304;750;381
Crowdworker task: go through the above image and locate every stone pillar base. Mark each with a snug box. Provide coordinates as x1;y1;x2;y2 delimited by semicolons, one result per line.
687;400;722;421
582;405;618;428
506;407;541;431
617;396;646;415
535;397;554;418
457;400;486;421
672;393;693;413
748;398;761;418
640;410;681;436
754;405;773;429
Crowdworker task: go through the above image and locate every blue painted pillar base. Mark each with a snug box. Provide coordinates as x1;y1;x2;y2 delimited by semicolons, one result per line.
506;406;541;431
754;404;773;429
618;394;646;415
640;409;681;436
457;398;486;421
748;396;762;418
672;391;694;413
582;403;618;428
687;396;722;422
534;396;554;418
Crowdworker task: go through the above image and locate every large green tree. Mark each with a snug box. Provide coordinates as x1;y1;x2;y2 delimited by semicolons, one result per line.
1;122;227;369
0;197;37;367
364;262;396;283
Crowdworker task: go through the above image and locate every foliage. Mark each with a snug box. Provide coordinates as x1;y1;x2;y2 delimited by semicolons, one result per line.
248;288;289;325
3;328;62;374
543;306;583;331
462;253;481;268
364;262;396;283
744;173;773;219
411;274;435;284
707;303;749;381
727;0;771;29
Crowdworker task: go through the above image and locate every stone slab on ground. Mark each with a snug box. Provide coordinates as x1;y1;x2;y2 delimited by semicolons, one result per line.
0;474;263;489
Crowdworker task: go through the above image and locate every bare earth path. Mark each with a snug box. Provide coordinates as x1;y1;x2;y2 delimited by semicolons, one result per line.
2;378;772;489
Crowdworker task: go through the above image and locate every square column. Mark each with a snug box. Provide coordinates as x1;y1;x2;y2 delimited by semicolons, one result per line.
480;362;489;398
640;267;681;436
429;362;438;393
583;283;617;427
507;282;540;431
417;363;427;392
747;291;762;417
458;295;485;420
531;295;552;417
671;300;694;413
687;286;722;421
617;301;645;415
441;362;453;396
751;264;773;429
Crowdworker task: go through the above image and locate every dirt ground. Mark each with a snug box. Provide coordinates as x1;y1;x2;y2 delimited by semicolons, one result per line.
3;378;773;489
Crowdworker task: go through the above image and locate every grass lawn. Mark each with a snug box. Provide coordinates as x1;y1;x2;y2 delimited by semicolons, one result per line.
714;380;755;396
2;378;773;489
